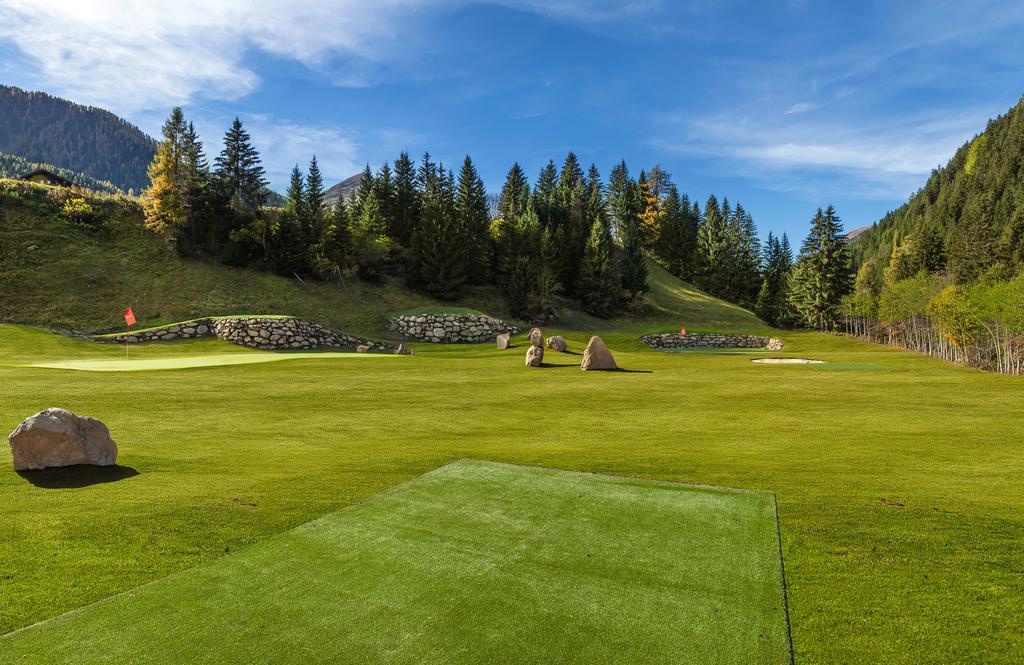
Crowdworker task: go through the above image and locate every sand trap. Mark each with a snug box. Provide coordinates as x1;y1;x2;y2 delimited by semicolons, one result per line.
752;358;824;364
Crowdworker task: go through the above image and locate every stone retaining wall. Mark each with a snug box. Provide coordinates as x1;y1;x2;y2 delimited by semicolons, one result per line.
388;313;518;343
96;317;392;352
641;332;784;351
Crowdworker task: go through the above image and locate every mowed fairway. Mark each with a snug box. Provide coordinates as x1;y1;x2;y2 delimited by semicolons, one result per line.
0;460;790;664
1;323;1023;663
28;351;403;372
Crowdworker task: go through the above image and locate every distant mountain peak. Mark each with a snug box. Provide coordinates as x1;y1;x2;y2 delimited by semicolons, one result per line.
324;173;364;205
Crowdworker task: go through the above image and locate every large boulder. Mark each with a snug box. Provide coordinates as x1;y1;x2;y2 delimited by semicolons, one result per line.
8;408;117;471
529;327;544;348
546;336;568;352
525;345;544;368
580;336;617;371
496;333;511;350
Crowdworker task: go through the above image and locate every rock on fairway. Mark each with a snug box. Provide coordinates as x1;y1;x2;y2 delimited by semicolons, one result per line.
8;408;117;471
496;333;511;350
529;328;544;348
581;336;617;371
525;345;544;367
546;336;568;352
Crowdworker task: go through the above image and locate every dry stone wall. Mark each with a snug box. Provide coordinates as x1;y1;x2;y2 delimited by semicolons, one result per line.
388;313;518;343
641;332;784;351
96;317;392;352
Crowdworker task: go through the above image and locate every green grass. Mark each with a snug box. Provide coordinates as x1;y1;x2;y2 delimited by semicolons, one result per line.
27;351;404;372
0;460;790;664
1;324;1023;663
0;183;510;337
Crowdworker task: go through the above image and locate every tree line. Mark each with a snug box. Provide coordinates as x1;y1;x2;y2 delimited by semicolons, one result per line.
143;106;855;326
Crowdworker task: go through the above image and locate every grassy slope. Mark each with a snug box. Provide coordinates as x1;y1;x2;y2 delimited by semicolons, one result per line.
0;180;764;338
0;181;508;338
1;324;1022;663
1;461;789;664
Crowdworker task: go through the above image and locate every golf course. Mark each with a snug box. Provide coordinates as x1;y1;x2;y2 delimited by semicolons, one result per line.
3;18;1024;657
2;298;1022;662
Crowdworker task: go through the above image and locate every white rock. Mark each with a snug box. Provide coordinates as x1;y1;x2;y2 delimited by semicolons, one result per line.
8;408;117;471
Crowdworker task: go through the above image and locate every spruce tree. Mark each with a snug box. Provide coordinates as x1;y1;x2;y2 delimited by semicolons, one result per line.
607;160;639;239
410;160;466;298
214;118;267;218
578;217;620;317
353;164;375;210
498;162;530;222
456;155;492;283
390;151;419;247
179;121;212;254
788;206;853;330
305;156;326;245
696;194;728;296
373;163;395;234
533;161;559;230
620;213;649;301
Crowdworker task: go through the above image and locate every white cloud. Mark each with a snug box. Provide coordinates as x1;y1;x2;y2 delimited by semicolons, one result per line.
784;102;815;115
0;0;663;113
656;108;988;200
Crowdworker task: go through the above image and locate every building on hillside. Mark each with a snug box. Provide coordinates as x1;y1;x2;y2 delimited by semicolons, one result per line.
19;168;73;188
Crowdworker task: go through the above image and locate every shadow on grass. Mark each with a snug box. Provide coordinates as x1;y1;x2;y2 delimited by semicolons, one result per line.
541;363;653;373
17;464;140;489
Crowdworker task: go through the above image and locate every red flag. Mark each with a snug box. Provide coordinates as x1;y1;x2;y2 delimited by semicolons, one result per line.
680;327;687;335
124;307;136;327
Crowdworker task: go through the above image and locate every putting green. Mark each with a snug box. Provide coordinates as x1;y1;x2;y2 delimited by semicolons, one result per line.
0;460;791;664
26;352;404;372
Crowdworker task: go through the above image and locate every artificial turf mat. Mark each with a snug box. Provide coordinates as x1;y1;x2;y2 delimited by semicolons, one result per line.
26;352;404;372
0;460;791;664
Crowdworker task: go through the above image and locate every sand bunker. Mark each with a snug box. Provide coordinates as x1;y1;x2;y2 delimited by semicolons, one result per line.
751;358;824;364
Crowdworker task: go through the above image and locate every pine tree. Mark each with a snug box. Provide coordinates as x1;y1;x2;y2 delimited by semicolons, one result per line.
498;162;531;222
498;203;542;319
142;107;189;242
178;121;212;254
696;194;728;296
655;186;689;277
214;118;267;218
305;156;326;245
271;165;308;275
909;217;946;273
353;164;375;210
533;160;560;230
410;159;466;298
788;206;853;330
456;155;491;283
311;198;352;281
949;193;998;282
578;216;620;317
607;160;639;239
620;213;649;301
390;151;419;247
373;163;395;235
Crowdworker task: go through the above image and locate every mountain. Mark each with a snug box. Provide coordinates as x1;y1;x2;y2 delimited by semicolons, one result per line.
851;96;1024;285
0;151;120;194
324;173;364;205
846;225;869;241
0;85;156;192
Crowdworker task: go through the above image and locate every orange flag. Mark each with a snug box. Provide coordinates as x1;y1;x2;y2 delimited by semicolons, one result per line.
124;307;137;327
680;327;687;335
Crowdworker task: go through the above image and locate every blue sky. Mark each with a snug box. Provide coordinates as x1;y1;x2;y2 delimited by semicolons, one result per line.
1;0;1023;240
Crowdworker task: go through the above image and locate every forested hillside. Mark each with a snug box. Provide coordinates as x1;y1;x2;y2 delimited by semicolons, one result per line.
0;151;120;194
843;96;1024;374
0;86;156;192
851;96;1024;286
